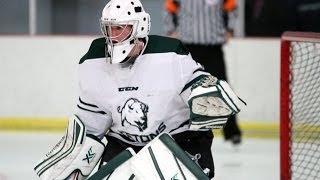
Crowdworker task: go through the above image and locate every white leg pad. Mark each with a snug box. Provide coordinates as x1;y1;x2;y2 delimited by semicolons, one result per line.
88;133;210;180
34;115;105;180
88;148;136;180
130;133;210;180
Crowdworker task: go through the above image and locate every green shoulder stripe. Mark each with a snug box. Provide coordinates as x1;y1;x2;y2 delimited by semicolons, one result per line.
79;35;189;64
79;37;106;64
143;35;189;55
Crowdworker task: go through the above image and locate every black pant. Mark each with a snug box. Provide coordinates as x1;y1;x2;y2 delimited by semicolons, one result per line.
185;43;241;139
100;131;215;178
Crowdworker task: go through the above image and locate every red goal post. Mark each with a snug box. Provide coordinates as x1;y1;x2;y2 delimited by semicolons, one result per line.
280;31;320;180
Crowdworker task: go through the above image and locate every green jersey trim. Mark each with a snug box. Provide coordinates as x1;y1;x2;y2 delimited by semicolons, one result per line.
79;38;106;64
143;35;189;55
79;35;189;64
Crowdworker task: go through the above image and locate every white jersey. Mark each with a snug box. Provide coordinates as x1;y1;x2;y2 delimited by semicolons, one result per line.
76;35;210;146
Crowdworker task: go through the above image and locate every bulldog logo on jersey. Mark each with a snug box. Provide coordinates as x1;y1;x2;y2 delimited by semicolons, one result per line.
117;98;149;132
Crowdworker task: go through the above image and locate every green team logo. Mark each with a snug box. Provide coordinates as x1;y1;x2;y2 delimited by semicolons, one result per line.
82;147;96;164
118;98;149;132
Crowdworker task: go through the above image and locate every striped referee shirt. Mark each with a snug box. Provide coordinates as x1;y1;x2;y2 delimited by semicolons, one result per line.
164;0;237;45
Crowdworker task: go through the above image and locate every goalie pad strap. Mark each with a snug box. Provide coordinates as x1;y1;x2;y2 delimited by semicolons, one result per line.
34;115;105;180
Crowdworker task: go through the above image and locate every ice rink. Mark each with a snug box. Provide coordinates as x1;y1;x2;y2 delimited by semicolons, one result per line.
0;132;279;180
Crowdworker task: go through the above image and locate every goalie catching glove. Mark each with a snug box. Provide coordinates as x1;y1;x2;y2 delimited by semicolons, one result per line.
188;75;246;130
34;115;105;180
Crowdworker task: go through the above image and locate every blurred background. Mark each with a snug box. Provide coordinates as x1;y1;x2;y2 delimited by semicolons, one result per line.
2;0;319;36
0;0;319;179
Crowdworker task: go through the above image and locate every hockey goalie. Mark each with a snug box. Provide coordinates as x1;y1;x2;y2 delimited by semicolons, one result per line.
34;0;245;179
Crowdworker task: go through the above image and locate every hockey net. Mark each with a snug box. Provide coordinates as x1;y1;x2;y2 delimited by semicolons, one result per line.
280;31;320;180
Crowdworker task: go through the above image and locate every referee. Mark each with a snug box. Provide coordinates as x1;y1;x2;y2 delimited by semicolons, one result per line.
164;0;242;145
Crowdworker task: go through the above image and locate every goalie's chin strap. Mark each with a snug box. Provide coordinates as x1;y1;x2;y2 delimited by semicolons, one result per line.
34;115;105;180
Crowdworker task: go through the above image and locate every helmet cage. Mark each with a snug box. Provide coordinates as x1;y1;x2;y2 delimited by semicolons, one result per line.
100;20;137;46
100;0;151;64
100;20;140;64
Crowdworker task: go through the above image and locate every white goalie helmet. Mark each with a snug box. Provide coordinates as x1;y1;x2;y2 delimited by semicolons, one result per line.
100;0;151;64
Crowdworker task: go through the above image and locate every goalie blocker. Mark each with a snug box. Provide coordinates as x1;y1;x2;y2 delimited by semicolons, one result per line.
188;75;246;130
34;115;105;180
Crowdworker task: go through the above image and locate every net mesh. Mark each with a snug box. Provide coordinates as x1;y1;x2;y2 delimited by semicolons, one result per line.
289;41;320;180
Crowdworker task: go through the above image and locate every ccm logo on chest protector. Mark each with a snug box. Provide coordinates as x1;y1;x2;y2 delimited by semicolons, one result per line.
118;87;139;92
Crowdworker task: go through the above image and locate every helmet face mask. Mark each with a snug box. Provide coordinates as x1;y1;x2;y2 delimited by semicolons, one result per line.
101;22;134;45
100;0;151;64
